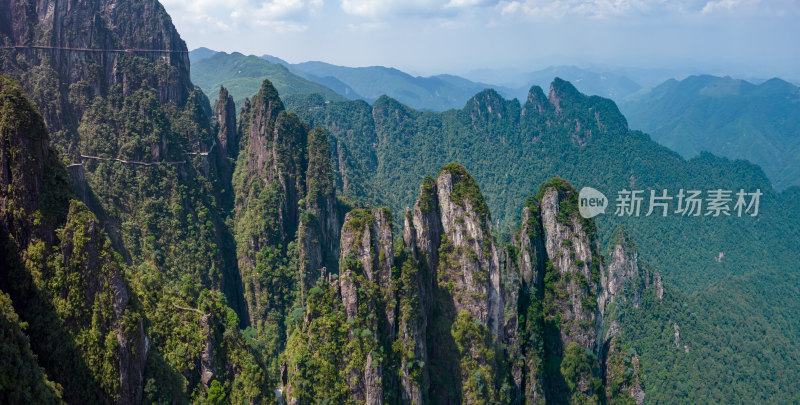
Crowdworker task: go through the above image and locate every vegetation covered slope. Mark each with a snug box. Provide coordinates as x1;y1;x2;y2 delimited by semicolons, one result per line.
285;81;800;402
2;0;799;402
620;75;800;189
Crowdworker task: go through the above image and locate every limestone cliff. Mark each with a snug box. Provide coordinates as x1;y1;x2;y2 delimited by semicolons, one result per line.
339;208;395;405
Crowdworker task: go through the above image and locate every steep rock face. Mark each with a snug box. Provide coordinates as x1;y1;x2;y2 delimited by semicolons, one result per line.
435;164;504;337
2;0;247;326
538;181;603;401
508;198;548;404
234;80;306;325
338;208;394;405
600;228;663;315
404;164;505;404
538;183;602;356
0;75;51;245
214;86;238;159
298;128;341;295
59;201;148;405
398;209;431;404
507;179;606;404
234;80;344;324
0;0;191;146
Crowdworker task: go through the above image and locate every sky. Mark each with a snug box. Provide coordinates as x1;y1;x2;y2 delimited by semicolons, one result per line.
160;0;800;81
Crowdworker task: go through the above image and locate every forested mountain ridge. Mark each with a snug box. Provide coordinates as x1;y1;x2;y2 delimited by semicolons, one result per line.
1;0;799;403
284;80;800;401
620;74;800;189
1;0;270;402
190;48;517;112
192;52;346;109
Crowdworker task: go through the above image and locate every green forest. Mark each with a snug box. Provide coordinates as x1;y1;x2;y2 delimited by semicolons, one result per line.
1;0;799;404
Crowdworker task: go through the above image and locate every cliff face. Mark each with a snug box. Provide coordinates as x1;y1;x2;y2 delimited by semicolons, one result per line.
234;80;343;327
284;164;667;404
338;208;395;405
0;74;146;404
1;0;247;322
0;0;190;145
538;184;602;357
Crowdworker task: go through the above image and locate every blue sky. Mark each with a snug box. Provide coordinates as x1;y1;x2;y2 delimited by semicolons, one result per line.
161;0;800;80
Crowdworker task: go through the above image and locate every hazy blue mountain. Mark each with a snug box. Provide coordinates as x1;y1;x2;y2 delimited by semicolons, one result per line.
464;65;643;102
621;75;800;189
268;56;518;111
189;46;218;62
191;51;344;107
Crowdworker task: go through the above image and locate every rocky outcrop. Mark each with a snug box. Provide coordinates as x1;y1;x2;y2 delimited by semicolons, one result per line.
214;86;238;159
508;179;606;404
234;80;344;326
0;75;52;245
398;209;430;404
298;128;341;295
435;164;504;337
601;227;663;316
539;182;603;358
60;201;147;405
339;208;394;405
402;164;505;404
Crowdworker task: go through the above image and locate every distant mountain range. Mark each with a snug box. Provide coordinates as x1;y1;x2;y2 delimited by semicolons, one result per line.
191;48;694;112
191;49;800;190
191;51;345;107
191;48;518;111
620;75;800;189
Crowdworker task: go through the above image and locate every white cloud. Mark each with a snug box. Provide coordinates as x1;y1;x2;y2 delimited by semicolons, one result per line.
340;0;498;19
161;0;323;33
495;0;798;20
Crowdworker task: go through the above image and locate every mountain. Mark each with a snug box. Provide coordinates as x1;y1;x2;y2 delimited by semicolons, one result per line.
620;75;800;189
522;66;642;101
2;0;800;403
1;0;269;402
191;52;345;108
284;59;517;111
284;80;800;402
189;46;219;62
282;166;662;404
464;65;643;102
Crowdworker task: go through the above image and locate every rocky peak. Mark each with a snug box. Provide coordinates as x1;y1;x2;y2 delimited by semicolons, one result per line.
465;88;513;127
435;163;503;336
548;77;580;113
538;179;603;353
214;86;237;159
524;85;551;116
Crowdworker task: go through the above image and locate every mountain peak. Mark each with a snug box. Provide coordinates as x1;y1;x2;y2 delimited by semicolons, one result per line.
548;77;582;111
251;79;285;121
